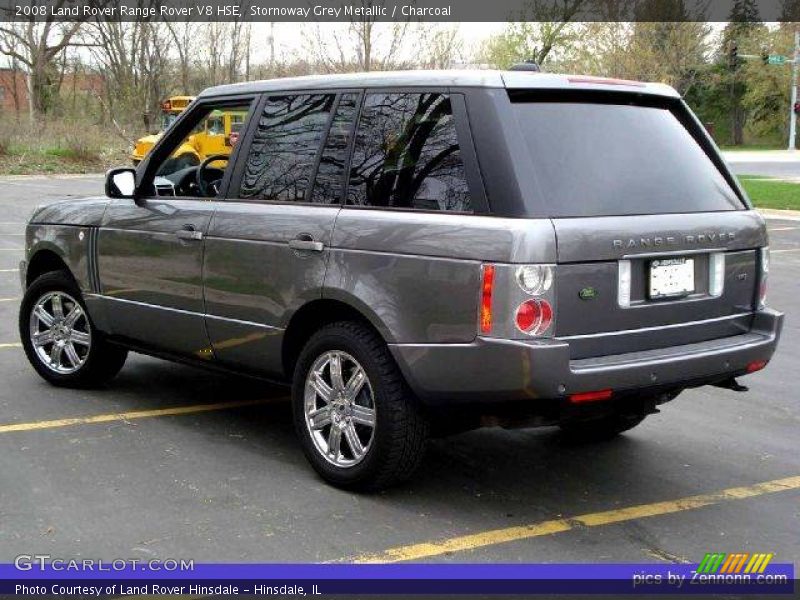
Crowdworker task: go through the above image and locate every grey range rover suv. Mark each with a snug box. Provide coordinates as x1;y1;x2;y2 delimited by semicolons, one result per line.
19;71;783;490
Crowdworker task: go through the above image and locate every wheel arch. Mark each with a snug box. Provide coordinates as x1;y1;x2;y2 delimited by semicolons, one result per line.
26;247;74;288
281;297;391;380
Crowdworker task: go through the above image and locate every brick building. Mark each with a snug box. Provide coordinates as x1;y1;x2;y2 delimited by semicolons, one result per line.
0;68;105;113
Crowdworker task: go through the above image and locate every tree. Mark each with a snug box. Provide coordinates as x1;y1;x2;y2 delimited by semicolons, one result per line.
480;0;587;68
304;7;412;73
0;0;92;118
416;24;463;70
721;0;767;144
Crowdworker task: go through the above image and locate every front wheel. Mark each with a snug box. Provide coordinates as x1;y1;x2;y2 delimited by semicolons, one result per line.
292;321;428;491
20;271;128;387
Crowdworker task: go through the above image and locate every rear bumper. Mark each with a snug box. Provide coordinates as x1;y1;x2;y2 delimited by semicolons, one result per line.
389;308;783;405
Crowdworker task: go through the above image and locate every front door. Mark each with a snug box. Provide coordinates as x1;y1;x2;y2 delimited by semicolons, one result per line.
203;92;359;377
96;98;256;357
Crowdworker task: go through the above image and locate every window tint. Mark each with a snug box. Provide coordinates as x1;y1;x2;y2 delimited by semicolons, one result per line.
239;94;334;202
348;93;471;212
512;100;743;217
309;93;359;205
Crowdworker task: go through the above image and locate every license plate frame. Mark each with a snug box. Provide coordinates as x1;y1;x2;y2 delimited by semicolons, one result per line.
648;257;695;300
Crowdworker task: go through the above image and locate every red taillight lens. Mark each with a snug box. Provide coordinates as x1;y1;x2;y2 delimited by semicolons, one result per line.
515;299;553;335
569;389;613;403
746;360;768;373
480;265;495;334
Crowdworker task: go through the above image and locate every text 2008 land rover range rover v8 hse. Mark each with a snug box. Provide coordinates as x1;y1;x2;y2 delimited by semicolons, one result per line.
18;71;783;490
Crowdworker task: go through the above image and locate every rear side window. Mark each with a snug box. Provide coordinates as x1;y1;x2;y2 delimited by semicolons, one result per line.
309;93;359;205
512;99;743;217
239;94;334;202
348;92;471;212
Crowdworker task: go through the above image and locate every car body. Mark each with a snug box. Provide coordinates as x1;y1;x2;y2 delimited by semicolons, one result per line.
19;70;783;490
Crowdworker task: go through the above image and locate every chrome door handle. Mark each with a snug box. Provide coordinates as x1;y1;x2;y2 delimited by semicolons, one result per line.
289;238;324;252
176;227;203;241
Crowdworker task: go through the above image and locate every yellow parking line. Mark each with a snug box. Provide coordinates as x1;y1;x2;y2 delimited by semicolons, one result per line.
0;268;19;272
771;248;800;254
0;342;21;349
0;298;19;302
352;475;800;563
0;398;282;434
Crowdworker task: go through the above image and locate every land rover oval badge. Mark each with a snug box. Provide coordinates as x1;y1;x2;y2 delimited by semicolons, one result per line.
579;287;598;301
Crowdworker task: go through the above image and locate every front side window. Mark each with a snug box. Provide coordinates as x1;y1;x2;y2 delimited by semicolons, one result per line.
347;93;471;212
238;94;334;202
146;102;252;198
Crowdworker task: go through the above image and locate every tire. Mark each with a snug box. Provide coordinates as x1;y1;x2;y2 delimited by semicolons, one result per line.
559;413;647;442
19;271;128;388
292;321;429;491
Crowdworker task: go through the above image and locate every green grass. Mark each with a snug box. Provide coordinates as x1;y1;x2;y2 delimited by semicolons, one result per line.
738;175;800;211
719;144;786;151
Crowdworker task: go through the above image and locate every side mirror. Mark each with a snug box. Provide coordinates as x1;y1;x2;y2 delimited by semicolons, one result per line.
105;167;137;199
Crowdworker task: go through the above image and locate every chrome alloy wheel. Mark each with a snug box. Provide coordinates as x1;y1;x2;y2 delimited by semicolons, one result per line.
304;350;376;468
29;291;91;374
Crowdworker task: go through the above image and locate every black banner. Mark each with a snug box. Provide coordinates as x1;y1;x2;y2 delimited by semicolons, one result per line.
0;0;798;23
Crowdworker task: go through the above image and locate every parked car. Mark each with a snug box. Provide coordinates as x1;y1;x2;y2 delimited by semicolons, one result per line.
19;71;783;490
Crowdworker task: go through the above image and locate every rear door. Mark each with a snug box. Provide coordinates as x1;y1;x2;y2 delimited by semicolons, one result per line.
203;91;359;377
508;92;766;358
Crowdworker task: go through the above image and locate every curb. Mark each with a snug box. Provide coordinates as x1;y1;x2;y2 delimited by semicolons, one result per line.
758;208;800;222
0;173;104;182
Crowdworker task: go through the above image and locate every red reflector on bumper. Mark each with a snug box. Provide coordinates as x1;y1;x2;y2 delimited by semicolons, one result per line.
746;360;768;373
569;389;613;403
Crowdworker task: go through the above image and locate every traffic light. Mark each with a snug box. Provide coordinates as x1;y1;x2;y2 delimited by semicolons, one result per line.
795;101;800;115
729;40;739;70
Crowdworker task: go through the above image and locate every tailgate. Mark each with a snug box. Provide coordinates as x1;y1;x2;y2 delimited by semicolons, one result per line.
553;211;767;359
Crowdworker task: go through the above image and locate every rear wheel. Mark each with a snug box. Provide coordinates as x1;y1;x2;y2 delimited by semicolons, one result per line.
20;271;128;387
292;321;428;491
559;413;647;442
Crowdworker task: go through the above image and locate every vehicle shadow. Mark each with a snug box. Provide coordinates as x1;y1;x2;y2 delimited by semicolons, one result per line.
107;356;706;529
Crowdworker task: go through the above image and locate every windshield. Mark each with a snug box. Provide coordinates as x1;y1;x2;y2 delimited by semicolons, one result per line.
161;113;180;131
512;100;744;217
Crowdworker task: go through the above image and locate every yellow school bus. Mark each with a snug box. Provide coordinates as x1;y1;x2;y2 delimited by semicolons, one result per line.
131;96;247;169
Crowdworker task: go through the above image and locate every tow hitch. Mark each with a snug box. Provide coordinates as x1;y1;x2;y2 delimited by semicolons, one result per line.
714;378;749;392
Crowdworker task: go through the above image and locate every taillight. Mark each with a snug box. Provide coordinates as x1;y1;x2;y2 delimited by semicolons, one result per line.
479;263;555;338
758;247;769;308
515;299;553;335
515;265;553;295
480;264;495;334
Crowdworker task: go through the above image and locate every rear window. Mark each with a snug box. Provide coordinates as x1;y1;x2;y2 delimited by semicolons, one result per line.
512;100;744;217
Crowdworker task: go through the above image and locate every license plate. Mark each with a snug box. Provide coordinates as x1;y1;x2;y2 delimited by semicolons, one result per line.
649;257;695;299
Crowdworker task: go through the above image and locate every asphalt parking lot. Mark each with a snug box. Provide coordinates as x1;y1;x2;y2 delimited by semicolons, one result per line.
0;174;798;567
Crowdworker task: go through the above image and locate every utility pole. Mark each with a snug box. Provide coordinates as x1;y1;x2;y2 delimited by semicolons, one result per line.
789;30;799;151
